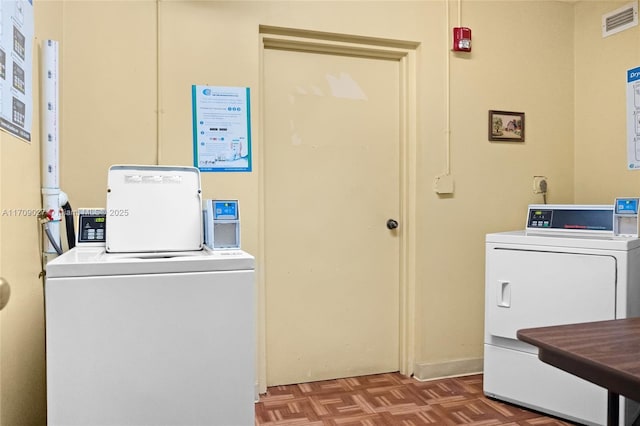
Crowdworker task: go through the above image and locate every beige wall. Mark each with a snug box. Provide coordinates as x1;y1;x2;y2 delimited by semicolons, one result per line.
418;0;576;375
60;0;158;208
59;0;577;381
575;1;640;203
2;0;588;421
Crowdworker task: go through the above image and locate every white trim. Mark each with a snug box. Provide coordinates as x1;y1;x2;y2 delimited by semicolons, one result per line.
413;358;484;382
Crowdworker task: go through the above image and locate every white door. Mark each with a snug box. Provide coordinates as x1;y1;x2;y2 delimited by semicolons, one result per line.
264;46;401;385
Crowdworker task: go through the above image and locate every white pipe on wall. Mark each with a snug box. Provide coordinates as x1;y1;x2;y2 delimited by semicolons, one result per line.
41;39;61;254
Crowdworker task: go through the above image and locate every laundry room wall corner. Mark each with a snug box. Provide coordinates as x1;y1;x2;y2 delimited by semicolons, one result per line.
415;0;575;379
49;0;582;397
574;1;640;203
0;1;63;425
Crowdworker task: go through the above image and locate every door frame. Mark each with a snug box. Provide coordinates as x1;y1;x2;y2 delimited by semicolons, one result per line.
257;25;419;394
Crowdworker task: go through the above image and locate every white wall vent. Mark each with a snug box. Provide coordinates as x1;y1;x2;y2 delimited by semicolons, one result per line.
602;1;638;38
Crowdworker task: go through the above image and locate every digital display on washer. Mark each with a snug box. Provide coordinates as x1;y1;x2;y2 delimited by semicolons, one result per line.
528;209;553;228
616;198;638;214
78;214;106;243
527;208;613;231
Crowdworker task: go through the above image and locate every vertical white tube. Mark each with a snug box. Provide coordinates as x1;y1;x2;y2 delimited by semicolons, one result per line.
42;40;60;254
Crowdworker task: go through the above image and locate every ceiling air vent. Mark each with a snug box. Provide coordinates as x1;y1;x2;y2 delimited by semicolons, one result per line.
603;1;638;38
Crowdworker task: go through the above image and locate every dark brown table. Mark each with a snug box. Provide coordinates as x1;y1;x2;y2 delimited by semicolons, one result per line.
517;318;640;426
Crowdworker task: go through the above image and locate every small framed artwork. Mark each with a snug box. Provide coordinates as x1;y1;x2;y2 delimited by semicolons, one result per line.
488;110;525;142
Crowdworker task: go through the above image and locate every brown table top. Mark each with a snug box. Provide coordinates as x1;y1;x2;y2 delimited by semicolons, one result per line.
517;317;640;402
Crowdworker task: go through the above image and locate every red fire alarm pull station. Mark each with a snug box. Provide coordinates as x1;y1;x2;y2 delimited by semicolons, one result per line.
452;27;472;52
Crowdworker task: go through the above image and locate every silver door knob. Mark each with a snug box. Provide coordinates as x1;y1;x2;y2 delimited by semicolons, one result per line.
0;278;10;311
386;219;399;230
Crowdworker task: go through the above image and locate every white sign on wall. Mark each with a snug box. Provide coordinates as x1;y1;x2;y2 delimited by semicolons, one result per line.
0;0;33;142
627;66;640;169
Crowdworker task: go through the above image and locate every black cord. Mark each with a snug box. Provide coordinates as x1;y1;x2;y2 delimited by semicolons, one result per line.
62;202;76;250
540;179;548;204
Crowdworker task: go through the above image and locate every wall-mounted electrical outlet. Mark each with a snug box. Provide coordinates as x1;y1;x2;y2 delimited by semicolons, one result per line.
533;176;548;194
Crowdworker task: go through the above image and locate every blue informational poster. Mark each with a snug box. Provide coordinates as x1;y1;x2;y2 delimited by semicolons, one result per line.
627;66;640;169
192;85;252;172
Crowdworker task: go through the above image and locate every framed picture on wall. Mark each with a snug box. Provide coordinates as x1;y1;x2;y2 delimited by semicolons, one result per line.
488;110;525;142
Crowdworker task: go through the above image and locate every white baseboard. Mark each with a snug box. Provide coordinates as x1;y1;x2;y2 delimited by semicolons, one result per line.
413;357;483;381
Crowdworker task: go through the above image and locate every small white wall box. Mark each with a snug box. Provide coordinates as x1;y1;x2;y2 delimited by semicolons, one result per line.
614;197;640;237
204;199;240;249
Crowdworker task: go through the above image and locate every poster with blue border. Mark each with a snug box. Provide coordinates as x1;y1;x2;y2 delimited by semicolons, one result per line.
0;0;33;142
627;67;640;169
192;85;252;172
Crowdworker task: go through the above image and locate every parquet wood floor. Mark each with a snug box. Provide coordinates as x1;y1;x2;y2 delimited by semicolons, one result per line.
255;372;576;425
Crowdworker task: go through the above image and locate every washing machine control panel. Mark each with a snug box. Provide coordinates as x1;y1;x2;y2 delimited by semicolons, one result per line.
77;208;106;245
528;209;553;228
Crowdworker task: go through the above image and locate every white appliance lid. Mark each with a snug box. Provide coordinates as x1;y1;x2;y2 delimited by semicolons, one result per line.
105;165;203;253
486;230;640;250
46;247;255;278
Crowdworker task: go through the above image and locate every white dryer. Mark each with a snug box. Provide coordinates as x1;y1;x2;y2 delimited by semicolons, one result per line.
45;246;255;426
484;205;640;426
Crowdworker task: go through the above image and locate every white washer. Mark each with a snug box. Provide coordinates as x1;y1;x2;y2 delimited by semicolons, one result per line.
45;246;255;426
484;205;640;426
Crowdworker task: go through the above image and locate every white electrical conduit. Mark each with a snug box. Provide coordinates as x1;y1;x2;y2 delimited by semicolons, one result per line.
156;0;163;165
444;0;451;176
41;39;63;254
442;0;463;177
